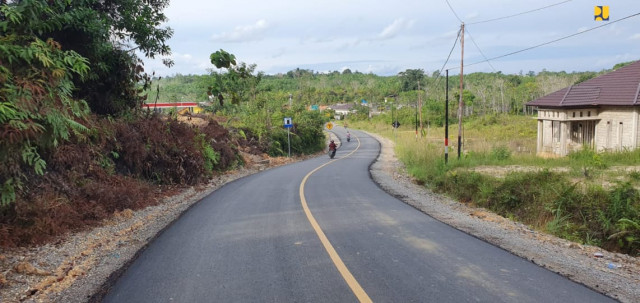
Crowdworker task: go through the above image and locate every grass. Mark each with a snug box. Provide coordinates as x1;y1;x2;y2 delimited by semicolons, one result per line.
351;114;640;255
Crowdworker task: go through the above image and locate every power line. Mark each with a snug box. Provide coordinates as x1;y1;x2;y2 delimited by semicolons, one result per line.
464;28;497;72
459;12;640;69
431;29;461;89
443;1;496;72
469;0;573;25
437;29;461;78
445;0;463;23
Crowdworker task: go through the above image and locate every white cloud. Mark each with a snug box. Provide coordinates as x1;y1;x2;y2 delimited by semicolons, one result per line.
377;18;415;40
211;19;270;42
143;0;640;77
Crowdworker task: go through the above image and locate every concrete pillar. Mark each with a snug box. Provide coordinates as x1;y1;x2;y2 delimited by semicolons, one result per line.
633;108;639;149
537;120;543;154
560;121;568;156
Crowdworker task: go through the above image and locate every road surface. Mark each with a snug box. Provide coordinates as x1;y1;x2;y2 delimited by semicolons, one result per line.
103;129;614;302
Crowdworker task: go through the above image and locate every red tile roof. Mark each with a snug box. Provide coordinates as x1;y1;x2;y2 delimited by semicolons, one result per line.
526;60;640;108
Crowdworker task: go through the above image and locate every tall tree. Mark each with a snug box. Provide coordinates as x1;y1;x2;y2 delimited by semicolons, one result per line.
208;49;262;107
398;69;425;92
16;0;174;115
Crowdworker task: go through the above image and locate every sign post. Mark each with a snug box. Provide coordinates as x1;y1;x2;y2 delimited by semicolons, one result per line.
284;117;293;157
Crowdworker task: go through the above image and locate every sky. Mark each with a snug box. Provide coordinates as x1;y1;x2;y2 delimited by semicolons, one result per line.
141;0;640;77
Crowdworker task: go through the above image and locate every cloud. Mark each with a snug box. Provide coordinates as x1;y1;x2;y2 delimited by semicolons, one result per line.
211;19;270;42
629;33;640;40
377;18;415;40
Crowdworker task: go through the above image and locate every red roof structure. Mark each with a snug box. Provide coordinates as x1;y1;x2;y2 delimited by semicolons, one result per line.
142;102;199;109
526;60;640;108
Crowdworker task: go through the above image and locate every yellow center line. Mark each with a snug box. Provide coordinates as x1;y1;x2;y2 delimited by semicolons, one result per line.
299;134;372;303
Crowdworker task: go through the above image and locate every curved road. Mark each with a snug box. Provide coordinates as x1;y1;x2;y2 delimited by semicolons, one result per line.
103;129;614;302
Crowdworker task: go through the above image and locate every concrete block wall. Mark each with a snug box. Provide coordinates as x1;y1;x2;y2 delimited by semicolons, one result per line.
594;107;638;152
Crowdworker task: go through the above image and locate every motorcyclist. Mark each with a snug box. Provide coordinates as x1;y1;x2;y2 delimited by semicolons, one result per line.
346;132;351;142
328;140;337;158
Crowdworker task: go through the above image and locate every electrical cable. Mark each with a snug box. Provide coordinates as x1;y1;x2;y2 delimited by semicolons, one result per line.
443;0;497;72
442;12;640;70
432;28;461;88
465;27;497;72
438;29;461;79
445;0;463;23
469;0;573;25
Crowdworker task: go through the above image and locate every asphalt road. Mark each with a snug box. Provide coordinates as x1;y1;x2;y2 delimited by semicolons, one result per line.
103;129;615;303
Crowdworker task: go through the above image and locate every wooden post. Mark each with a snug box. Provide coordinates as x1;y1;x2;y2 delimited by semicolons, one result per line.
457;23;464;159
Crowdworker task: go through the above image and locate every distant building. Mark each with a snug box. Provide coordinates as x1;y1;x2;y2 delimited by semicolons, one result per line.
526;60;640;157
142;102;204;114
328;103;356;116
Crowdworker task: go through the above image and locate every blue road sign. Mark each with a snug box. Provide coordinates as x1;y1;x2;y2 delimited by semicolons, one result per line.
284;117;293;128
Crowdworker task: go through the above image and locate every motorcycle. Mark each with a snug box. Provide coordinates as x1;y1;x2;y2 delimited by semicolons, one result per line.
329;148;336;159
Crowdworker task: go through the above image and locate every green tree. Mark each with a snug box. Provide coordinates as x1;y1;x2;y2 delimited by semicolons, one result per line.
0;2;91;205
208;50;262;107
19;0;174;115
398;69;425;92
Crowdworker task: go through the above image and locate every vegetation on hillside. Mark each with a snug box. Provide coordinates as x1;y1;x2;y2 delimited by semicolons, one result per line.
0;2;327;247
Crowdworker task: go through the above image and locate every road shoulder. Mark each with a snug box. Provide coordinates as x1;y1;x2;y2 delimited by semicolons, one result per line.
366;131;639;303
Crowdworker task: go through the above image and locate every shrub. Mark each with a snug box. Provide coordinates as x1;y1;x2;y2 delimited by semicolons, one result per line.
490;146;511;161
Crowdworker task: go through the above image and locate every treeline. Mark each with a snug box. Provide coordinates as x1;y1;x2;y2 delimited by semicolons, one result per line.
146;63;630;125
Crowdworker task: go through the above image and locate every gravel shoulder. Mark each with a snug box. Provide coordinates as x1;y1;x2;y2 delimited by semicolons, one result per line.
367;132;639;303
1;132;638;302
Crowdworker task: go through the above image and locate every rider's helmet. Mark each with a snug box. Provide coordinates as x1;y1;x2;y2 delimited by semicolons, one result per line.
330;140;334;143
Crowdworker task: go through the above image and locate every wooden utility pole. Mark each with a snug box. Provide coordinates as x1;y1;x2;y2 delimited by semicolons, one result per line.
418;80;423;137
457;23;464;159
445;69;449;164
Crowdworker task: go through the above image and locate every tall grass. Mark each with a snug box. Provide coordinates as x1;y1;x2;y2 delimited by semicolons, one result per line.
352;114;640;255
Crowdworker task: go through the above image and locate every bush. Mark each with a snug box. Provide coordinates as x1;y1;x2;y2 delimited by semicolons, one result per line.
0;114;245;247
490;146;511;161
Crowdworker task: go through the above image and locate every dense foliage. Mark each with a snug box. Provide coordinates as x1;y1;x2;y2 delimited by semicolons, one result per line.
0;114;247;246
0;1;92;206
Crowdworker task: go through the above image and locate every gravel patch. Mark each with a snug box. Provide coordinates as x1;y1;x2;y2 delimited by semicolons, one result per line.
1;133;638;303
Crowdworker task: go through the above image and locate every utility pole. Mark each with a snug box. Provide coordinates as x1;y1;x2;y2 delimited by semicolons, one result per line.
457;22;465;159
392;95;397;143
445;69;449;164
415;81;419;140
289;93;292;108
419;80;424;137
